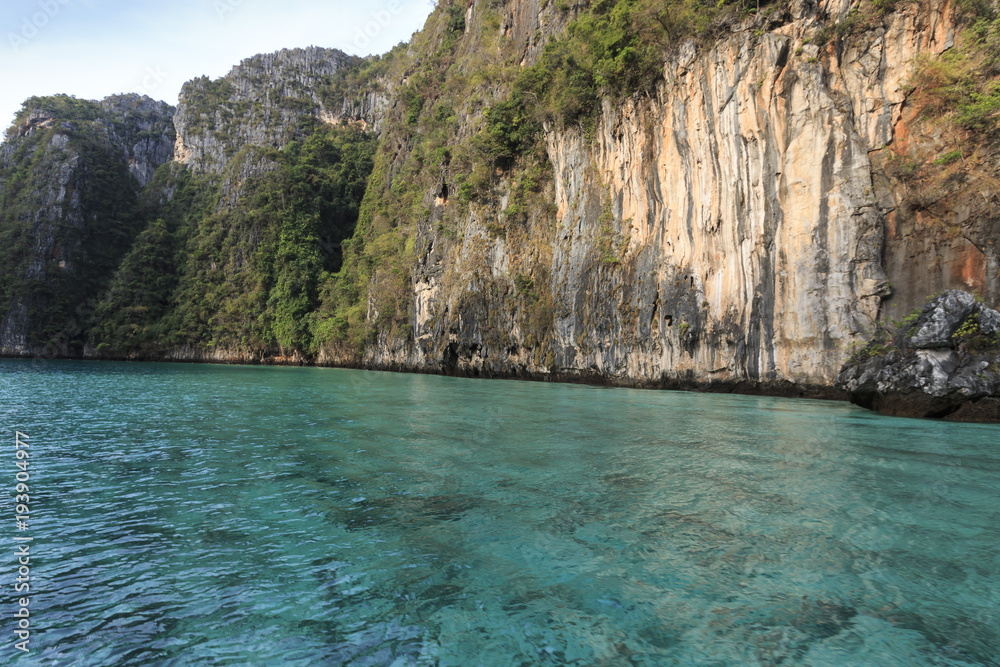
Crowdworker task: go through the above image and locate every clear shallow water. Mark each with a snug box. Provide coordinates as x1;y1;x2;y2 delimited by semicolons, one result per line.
1;359;999;666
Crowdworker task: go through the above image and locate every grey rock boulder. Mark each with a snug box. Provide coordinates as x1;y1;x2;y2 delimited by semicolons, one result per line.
905;290;978;349
835;291;1000;421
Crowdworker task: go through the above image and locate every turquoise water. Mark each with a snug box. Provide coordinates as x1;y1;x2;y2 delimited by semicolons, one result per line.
1;359;999;666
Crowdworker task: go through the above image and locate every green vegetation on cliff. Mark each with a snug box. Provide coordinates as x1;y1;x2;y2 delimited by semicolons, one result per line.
90;125;378;356
10;94;102;128
0;98;148;349
89;165;215;353
5;0;985;372
906;1;1000;135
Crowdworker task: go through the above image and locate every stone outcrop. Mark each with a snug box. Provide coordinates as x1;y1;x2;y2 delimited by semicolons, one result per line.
836;291;1000;421
0;94;175;356
3;94;175;188
97;95;177;186
172;46;388;174
362;0;960;394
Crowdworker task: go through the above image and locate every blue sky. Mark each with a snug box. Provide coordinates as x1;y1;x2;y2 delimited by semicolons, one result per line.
0;0;434;130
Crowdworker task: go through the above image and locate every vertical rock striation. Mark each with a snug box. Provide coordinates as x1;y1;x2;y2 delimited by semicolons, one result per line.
358;0;965;393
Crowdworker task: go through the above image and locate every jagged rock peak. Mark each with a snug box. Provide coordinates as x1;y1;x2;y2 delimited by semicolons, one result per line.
98;93;175;115
227;46;359;79
3;93;175;187
172;46;380;173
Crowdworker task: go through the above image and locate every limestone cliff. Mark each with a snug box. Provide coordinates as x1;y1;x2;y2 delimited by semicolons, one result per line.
2;0;998;406
0;94;175;356
342;0;970;393
173;46;388;174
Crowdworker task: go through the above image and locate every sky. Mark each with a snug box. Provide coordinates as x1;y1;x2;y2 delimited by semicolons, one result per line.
0;0;435;130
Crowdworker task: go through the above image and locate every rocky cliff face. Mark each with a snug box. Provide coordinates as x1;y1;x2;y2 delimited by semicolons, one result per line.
98;95;178;186
4;95;176;188
3;0;997;407
173;46;387;174
0;94;175;356
351;0;967;392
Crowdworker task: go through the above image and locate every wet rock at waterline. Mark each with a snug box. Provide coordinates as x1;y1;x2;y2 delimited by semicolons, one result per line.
836;291;1000;421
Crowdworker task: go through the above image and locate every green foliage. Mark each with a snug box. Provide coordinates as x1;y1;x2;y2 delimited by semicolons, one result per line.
401;82;426;126
843;301;922;363
0;118;147;350
882;152;921;181
516;35;601;132
91;126;378;356
966;1;1000;74
181;76;235;132
446;2;466;33
900;308;920;328
953;314;982;339
908;3;1000;137
950;311;1000;353
878;305;923;349
958;83;1000;131
11;94;101;129
595;200;627;265
846;338;893;363
476;91;543;168
933;149;964;166
457;172;489;205
91;219;179;351
312;133;417;352
513;267;554;349
513;0;786;132
0;131;52;311
525;297;554;348
567;0;667;96
90;163;221;353
317;49;394;116
844;310;906;363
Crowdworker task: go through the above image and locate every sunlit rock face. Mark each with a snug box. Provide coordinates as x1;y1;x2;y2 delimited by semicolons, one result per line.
364;0;958;391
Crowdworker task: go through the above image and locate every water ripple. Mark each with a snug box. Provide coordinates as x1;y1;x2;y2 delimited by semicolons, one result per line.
1;359;998;665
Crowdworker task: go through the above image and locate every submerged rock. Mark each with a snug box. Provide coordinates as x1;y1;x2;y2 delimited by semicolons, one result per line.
835;290;1000;421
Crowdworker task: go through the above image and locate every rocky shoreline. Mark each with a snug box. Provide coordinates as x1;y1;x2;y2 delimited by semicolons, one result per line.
1;345;846;402
11;291;1000;423
836;291;1000;422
